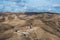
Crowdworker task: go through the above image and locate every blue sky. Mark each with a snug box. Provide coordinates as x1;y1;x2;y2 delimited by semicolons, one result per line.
0;0;60;13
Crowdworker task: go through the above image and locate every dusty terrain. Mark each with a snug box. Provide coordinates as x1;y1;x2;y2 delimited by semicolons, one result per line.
0;12;60;40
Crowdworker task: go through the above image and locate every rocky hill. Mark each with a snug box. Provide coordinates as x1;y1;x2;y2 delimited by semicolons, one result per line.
0;12;60;40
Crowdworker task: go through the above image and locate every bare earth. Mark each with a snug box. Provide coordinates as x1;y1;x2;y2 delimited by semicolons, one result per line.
0;12;60;40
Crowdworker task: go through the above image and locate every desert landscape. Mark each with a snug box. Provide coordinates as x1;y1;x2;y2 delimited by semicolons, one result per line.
0;12;60;40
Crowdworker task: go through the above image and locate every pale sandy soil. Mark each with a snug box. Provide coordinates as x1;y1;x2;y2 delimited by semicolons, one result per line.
0;13;60;40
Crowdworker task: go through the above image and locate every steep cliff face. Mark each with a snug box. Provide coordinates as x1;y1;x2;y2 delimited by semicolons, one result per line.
0;13;60;40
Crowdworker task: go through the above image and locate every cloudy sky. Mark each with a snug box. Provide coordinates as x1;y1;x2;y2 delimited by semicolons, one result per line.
0;0;60;13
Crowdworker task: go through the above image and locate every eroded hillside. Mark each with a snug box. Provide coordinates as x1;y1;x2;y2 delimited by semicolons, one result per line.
0;12;60;40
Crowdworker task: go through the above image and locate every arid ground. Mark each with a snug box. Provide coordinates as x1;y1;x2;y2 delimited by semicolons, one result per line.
0;12;60;40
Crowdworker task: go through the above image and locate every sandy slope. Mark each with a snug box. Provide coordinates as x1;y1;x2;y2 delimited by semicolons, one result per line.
0;13;60;40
